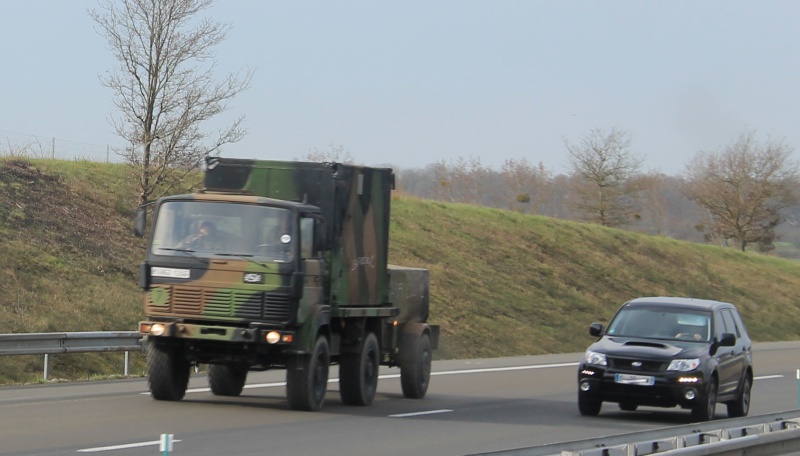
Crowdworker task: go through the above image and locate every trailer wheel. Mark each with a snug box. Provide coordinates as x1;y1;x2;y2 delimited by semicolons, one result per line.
287;335;330;411
147;341;190;401
400;333;432;399
340;332;380;406
208;363;248;397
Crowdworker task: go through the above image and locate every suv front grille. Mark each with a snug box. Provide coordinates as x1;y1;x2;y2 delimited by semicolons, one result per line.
608;357;666;373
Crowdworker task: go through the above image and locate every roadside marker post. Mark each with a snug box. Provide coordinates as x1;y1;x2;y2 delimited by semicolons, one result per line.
159;434;174;455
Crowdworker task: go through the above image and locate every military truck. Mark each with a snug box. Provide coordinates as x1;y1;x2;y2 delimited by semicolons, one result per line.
134;157;439;411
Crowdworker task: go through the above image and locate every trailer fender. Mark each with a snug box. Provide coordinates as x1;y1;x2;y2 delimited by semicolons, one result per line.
398;322;439;364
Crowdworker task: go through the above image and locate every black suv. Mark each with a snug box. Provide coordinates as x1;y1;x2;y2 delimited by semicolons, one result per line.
577;297;753;421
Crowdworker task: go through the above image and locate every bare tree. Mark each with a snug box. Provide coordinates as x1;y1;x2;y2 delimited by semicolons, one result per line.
91;0;253;207
300;143;355;164
564;128;644;227
499;158;552;214
683;132;800;251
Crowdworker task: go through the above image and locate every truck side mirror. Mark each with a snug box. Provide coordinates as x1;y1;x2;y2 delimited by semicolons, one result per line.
134;207;147;237
589;322;604;337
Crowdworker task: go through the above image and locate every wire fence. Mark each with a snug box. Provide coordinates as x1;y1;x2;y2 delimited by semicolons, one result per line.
0;130;124;163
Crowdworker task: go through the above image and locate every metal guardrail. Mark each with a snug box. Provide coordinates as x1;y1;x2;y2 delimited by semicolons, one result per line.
0;331;144;380
469;410;800;456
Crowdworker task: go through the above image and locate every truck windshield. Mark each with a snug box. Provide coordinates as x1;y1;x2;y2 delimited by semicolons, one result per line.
150;201;295;262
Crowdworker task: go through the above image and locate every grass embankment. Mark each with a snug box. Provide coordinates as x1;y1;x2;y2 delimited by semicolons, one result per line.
1;157;800;384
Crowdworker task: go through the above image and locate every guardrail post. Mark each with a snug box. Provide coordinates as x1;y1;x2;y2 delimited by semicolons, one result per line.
43;354;49;381
124;351;130;376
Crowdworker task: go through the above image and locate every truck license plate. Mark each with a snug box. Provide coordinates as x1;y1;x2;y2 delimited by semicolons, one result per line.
615;374;655;386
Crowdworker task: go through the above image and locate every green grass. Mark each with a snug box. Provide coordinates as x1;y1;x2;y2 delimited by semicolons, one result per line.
3;157;800;384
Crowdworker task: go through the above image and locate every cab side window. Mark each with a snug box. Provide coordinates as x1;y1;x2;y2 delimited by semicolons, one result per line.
722;310;741;337
300;216;315;259
713;311;726;340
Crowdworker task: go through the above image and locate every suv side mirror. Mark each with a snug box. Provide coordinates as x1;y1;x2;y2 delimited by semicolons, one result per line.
719;332;736;347
589;322;604;337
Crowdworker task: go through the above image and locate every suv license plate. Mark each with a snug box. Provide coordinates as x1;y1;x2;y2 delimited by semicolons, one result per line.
615;374;655;386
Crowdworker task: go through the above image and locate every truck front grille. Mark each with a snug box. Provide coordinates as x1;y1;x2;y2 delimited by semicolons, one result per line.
147;285;291;322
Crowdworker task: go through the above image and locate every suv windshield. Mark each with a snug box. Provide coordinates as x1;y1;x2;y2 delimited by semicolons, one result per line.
605;306;711;342
150;201;295;262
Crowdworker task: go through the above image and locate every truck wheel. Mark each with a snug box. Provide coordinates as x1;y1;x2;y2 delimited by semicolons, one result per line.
147;341;190;401
340;332;380;406
208;363;248;397
400;333;432;399
287;336;330;411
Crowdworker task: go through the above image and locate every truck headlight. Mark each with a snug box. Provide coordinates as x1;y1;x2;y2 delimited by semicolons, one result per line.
150;323;167;336
265;331;281;344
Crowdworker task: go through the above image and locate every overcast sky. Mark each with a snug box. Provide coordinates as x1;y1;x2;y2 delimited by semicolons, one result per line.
1;1;798;175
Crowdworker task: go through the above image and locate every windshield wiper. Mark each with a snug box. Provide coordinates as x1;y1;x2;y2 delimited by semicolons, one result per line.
215;252;270;268
158;247;209;263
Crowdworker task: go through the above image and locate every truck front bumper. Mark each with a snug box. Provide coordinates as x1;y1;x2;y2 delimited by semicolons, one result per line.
140;321;295;346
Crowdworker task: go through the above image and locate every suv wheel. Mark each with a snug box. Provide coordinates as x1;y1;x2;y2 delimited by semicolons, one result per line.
691;379;717;422
578;392;602;416
619;401;638;412
726;375;751;418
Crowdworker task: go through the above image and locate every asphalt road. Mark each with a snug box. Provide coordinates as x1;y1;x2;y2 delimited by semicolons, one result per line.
1;341;799;456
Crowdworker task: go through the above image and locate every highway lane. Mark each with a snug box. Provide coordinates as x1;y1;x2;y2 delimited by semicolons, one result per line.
1;342;799;456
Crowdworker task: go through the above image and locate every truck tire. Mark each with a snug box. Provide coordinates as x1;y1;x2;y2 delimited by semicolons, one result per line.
287;335;330;411
339;332;380;406
400;333;432;399
147;341;190;401
208;363;248;397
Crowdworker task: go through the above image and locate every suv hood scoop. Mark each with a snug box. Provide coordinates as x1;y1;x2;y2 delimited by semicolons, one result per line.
624;340;668;348
596;337;685;357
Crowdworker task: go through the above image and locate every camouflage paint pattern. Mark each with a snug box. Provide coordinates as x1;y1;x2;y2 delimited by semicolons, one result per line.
205;158;393;309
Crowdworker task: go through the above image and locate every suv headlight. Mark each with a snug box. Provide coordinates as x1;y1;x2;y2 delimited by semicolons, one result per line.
667;358;700;372
584;350;607;366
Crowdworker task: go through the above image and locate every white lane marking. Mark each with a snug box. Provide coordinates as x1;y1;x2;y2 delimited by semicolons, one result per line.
139;362;580;395
756;375;783;380
77;439;182;453
139;362;579;395
390;409;453;418
433;362;579;376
